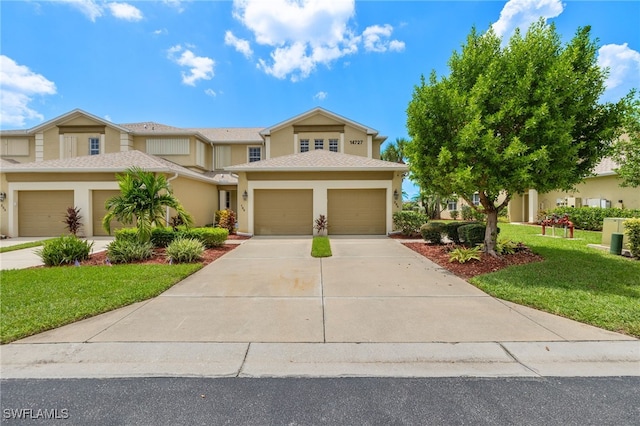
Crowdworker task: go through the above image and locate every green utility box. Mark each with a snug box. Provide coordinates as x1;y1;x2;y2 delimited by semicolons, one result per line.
602;218;629;248
610;233;624;255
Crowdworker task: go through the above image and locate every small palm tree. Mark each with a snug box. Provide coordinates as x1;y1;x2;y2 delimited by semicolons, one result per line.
103;167;193;242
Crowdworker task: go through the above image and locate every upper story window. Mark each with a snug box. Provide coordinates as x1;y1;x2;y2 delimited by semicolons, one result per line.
314;139;324;150
146;138;190;155
329;139;338;152
472;193;480;206
447;200;457;211
89;137;100;155
214;146;231;169
248;146;262;162
1;138;29;156
300;139;309;153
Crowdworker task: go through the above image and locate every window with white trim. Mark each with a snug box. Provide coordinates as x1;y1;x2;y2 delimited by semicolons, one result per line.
248;146;261;162
314;139;324;150
300;139;309;152
89;137;100;155
472;193;480;206
447;200;457;211
329;139;338;152
1;139;29;156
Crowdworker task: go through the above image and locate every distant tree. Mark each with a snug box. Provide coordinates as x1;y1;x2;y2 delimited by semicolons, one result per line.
612;94;640;187
103;167;193;242
381;137;409;163
406;20;629;255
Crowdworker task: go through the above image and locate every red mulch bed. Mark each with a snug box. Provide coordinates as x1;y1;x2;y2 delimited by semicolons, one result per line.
401;241;544;279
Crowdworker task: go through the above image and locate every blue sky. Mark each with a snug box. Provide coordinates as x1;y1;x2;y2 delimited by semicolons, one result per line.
1;1;639;196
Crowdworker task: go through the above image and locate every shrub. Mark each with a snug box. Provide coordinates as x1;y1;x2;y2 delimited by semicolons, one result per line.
106;239;153;264
496;236;518;255
217;209;236;234
458;223;487;246
314;214;328;234
393;211;428;236
623;218;640;258
151;227;176;248
114;228;139;243
420;222;444;244
450;210;459;220
448;246;482;263
461;205;473;221
169;215;185;231
166;238;205;263
442;222;467;244
63;206;83;236
179;227;228;248
547;207;640;231
36;236;93;266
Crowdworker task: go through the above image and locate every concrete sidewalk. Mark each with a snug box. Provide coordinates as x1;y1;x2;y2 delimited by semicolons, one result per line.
0;237;113;270
2;237;638;378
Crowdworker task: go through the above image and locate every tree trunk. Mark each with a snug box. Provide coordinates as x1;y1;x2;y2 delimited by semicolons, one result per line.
484;208;499;257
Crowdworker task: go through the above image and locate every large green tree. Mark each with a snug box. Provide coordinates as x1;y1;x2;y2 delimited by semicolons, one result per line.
612;95;640;187
406;20;629;255
103;167;193;242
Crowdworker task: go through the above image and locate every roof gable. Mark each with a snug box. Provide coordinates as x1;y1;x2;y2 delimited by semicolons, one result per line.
29;109;131;134
260;107;378;136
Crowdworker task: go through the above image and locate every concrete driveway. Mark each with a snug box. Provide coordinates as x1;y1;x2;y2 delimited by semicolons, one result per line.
18;237;631;344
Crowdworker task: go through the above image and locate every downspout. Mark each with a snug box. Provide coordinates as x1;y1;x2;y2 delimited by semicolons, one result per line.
166;173;179;225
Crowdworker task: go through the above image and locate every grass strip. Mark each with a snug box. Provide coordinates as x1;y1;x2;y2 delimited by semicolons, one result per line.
470;224;640;337
0;239;53;254
311;236;332;258
0;263;201;343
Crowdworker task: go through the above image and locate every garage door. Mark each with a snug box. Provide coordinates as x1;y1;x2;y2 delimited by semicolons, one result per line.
93;190;125;236
254;189;313;235
18;190;74;237
328;189;386;235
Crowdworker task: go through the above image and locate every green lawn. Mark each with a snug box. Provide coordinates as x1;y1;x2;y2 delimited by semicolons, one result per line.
0;263;201;343
0;239;53;253
471;224;640;337
311;236;332;258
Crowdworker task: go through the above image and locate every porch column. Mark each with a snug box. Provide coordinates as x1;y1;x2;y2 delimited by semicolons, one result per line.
528;189;538;224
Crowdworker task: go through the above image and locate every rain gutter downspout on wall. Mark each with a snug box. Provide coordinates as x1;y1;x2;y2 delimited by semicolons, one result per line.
166;172;179;225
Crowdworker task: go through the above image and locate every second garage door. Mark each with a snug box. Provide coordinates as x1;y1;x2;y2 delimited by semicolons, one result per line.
18;190;74;237
254;189;313;235
328;188;386;235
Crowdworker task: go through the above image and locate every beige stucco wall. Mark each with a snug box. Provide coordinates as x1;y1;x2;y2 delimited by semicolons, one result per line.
343;125;369;157
269;127;295;158
236;172;249;233
231;144;252;166
105;127;123;153
42;127;59;160
537;175;639;211
133;135;211;170
0;171;8;236
168;176;218;227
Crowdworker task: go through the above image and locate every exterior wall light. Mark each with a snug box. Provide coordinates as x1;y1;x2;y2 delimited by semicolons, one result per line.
0;192;6;202
393;189;399;201
242;190;248;201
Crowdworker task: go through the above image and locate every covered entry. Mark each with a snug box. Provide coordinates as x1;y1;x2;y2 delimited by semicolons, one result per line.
18;190;74;236
328;188;386;235
254;189;313;235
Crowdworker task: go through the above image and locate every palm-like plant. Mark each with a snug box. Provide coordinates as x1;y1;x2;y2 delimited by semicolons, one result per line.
103;167;193;242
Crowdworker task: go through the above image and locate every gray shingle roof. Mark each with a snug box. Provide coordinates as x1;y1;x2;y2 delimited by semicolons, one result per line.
0;150;219;184
188;127;264;143
226;149;408;172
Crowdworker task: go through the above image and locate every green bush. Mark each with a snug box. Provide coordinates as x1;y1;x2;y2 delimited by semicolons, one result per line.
178;227;228;248
547;207;640;231
35;236;93;266
461;205;473;221
217;209;236;234
496;236;518;255
458;223;487;246
393;211;428;236
448;246;482;263
450;210;459;220
623;218;640;258
151;227;176;248
106;239;153;264
166;238;205;263
442;222;467;244
420;222;444;244
114;228;139;242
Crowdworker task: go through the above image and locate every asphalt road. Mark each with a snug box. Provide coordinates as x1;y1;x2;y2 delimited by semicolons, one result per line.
1;377;638;425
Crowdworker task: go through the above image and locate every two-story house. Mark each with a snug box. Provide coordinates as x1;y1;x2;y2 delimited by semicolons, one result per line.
0;108;407;237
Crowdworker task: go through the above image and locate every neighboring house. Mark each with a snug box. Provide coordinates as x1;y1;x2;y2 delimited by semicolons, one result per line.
0;107;407;237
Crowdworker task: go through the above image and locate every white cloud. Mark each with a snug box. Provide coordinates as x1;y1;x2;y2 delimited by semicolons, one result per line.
204;88;217;97
167;45;215;86
106;3;143;21
163;0;186;13
362;24;405;53
0;55;57;127
154;28;168;36
230;0;404;81
492;0;564;39
598;43;640;93
225;31;253;58
313;91;328;101
58;0;103;22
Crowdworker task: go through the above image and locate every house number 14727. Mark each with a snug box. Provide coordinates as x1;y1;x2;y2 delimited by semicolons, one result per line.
349;140;363;145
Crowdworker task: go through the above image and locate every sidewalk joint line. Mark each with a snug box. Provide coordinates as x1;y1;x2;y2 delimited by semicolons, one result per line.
236;343;251;377
498;342;543;377
321;258;326;343
85;300;154;343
